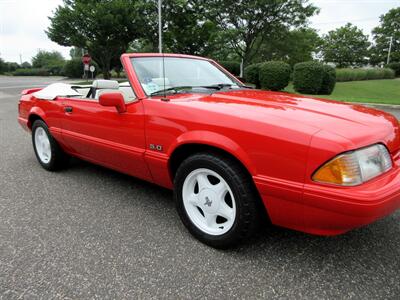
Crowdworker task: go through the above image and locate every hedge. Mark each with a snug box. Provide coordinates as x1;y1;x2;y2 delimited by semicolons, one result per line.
63;59;83;78
219;61;241;76
46;61;65;76
319;65;336;95
258;61;291;91
244;63;261;88
293;61;325;94
12;68;50;76
386;62;400;77
336;68;395;82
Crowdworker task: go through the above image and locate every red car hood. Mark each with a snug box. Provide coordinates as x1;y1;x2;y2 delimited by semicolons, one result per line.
174;89;400;153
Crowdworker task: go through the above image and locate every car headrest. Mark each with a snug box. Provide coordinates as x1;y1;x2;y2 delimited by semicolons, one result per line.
92;79;119;89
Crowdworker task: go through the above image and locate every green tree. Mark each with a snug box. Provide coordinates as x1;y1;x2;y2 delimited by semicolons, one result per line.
0;57;6;74
32;50;65;68
321;23;371;68
47;0;146;79
204;0;318;75
21;62;32;68
5;62;20;72
135;0;221;57
69;47;84;59
372;7;400;64
254;27;322;66
163;0;219;56
31;50;65;75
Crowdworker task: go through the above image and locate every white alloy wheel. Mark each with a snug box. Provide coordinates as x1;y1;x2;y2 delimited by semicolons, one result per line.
182;168;236;235
34;127;52;164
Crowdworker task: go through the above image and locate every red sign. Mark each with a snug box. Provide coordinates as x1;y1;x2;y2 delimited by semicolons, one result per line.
82;54;91;65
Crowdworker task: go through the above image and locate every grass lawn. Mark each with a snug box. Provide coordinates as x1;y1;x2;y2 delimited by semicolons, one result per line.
285;79;400;105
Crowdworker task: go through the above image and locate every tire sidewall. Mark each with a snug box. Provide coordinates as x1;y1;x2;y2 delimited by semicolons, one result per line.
32;120;57;170
175;154;253;247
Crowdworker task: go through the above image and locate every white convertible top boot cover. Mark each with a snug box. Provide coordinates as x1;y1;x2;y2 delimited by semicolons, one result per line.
33;83;82;100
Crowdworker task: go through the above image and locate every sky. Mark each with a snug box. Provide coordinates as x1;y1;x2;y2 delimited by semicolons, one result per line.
0;0;399;63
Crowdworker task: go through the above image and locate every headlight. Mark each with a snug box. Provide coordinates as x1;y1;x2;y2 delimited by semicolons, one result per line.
313;144;393;186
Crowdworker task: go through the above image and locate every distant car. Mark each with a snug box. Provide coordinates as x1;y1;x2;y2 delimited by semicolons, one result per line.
18;53;400;248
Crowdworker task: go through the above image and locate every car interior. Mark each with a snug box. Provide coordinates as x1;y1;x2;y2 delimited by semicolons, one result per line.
33;80;137;103
76;79;137;102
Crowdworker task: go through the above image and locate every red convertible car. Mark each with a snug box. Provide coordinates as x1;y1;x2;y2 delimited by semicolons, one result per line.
18;53;400;248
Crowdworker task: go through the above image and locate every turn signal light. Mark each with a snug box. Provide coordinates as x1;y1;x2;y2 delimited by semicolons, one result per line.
313;144;392;186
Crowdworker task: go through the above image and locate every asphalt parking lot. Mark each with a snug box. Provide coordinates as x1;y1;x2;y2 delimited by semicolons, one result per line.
0;76;399;299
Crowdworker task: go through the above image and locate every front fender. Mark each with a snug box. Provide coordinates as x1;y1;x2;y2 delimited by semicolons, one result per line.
168;130;257;176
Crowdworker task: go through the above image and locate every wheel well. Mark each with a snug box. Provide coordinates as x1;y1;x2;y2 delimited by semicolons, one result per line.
169;143;252;181
28;114;44;129
169;143;269;221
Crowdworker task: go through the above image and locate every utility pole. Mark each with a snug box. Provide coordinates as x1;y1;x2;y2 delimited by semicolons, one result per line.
387;36;393;65
158;0;162;53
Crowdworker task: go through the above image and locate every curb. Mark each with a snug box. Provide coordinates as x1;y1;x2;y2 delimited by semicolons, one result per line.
351;102;400;110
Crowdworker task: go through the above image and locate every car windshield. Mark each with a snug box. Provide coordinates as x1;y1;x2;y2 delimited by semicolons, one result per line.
131;57;241;95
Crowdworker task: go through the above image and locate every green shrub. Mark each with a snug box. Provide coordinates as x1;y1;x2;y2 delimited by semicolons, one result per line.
12;68;50;76
319;65;336;95
63;59;84;78
47;61;65;76
244;63;261;88
336;68;395;82
386;62;400;77
382;67;396;79
293;61;324;94
219;61;241;76
335;69;359;82
258;61;291;91
110;69;126;78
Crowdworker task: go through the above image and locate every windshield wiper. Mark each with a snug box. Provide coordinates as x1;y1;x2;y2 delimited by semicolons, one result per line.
200;83;254;90
200;83;235;90
150;86;194;96
150;83;253;96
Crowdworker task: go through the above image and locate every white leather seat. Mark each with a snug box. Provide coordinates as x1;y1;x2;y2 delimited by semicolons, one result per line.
97;90;127;102
92;79;120;89
93;80;136;102
119;86;136;102
93;80;120;99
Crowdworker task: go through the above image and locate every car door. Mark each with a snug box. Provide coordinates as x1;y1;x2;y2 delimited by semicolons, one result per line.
57;96;152;182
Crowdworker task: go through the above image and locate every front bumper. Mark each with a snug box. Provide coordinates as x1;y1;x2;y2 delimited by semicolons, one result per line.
254;158;400;236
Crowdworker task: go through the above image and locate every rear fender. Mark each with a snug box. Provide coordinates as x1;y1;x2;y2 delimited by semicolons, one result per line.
21;88;42;95
27;107;47;128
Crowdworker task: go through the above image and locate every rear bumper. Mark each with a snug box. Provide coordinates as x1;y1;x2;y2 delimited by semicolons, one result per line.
255;164;400;236
18;117;30;132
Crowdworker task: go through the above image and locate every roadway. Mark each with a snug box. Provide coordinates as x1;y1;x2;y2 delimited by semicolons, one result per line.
0;76;399;299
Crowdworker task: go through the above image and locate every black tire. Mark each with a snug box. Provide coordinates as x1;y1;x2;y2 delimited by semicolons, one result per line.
32;120;69;171
174;153;260;248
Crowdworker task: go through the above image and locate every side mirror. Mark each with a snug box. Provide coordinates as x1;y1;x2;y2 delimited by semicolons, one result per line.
99;92;126;113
